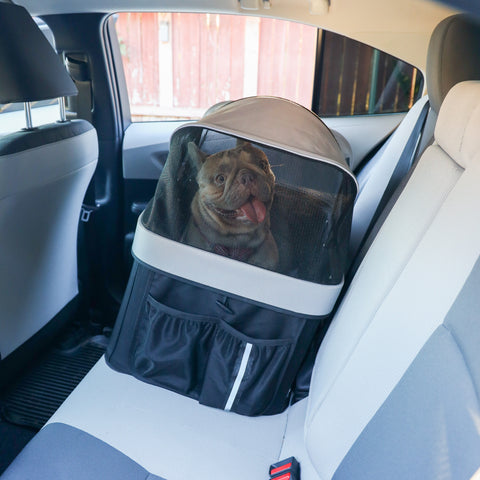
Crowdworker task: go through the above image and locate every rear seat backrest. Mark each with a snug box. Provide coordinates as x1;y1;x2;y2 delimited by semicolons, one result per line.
306;81;480;479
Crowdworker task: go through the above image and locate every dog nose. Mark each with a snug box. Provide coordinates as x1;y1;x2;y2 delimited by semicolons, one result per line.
240;171;254;185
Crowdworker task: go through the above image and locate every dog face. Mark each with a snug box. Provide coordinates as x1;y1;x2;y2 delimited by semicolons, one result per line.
188;140;275;237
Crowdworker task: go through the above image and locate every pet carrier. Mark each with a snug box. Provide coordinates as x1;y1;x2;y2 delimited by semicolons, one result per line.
107;97;357;416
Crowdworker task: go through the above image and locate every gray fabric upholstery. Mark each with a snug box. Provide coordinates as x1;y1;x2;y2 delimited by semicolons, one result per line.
0;0;97;362
45;357;293;480
333;258;480;479
426;14;480;114
444;255;480;401
333;325;480;480
1;423;165;480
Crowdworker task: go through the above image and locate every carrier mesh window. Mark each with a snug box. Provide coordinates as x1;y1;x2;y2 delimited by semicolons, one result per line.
142;97;357;285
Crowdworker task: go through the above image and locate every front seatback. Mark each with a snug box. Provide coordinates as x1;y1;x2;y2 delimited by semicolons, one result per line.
306;81;480;479
0;4;98;362
0;123;98;360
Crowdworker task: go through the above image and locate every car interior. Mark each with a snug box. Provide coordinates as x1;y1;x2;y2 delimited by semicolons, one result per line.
0;0;479;478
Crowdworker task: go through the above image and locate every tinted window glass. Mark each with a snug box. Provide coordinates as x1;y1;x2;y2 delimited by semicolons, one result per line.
316;31;423;116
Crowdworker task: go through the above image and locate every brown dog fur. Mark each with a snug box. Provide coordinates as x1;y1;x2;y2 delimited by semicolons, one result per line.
184;140;278;270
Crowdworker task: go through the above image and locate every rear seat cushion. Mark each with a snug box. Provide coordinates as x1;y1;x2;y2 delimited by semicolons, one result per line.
44;357;306;480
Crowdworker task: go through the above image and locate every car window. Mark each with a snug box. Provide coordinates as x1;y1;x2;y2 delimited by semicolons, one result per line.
114;12;423;122
315;31;424;116
115;12;317;121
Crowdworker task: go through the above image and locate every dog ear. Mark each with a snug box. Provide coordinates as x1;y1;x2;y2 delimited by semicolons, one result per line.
187;142;208;174
236;138;252;149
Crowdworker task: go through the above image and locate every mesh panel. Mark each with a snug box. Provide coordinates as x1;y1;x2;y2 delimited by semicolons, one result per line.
142;97;357;286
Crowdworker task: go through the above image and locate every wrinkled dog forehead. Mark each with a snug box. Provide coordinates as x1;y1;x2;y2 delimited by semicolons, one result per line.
188;141;274;184
205;146;270;174
207;150;254;172
217;144;259;161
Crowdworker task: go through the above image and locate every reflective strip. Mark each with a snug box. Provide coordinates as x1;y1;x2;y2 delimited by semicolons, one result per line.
224;343;253;412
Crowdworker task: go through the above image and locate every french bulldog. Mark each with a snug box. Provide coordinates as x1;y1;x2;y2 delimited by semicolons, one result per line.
184;140;279;270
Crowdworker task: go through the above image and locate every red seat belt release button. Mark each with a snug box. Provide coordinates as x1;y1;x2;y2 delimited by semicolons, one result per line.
269;457;300;480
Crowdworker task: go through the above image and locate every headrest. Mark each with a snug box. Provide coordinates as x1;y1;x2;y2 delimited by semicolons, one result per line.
426;14;480;114
0;3;77;103
435;81;480;169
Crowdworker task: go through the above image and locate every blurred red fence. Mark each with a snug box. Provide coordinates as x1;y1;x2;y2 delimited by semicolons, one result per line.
115;13;421;120
116;13;317;119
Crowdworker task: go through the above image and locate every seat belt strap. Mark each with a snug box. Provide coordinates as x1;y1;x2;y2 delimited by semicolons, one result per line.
372;99;430;226
345;100;431;286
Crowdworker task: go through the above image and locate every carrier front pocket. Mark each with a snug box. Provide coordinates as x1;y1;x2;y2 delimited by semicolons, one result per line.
107;267;328;416
199;320;294;416
133;295;217;397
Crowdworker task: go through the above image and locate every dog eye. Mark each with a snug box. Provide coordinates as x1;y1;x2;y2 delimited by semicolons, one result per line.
259;160;269;172
215;174;225;184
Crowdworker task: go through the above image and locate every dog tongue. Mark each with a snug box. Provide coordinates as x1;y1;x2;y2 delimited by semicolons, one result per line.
240;198;266;224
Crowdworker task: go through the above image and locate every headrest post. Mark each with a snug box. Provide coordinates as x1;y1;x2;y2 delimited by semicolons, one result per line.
24;101;34;130
58;97;67;123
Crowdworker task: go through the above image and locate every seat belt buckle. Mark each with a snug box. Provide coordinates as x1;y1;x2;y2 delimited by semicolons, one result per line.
269;457;300;480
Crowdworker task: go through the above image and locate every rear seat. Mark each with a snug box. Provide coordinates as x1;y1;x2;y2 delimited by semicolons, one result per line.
3;77;480;479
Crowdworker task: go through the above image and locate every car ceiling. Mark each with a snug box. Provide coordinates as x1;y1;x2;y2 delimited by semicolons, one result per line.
15;0;458;72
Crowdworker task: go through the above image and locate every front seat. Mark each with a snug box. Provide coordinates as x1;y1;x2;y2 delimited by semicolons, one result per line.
0;3;98;375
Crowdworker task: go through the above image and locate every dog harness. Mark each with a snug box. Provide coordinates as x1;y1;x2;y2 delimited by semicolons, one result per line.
212;243;255;261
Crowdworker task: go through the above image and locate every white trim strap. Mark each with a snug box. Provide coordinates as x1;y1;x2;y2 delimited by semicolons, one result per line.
132;216;343;316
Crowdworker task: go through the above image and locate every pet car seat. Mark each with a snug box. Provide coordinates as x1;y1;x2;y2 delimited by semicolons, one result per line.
106;96;357;416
